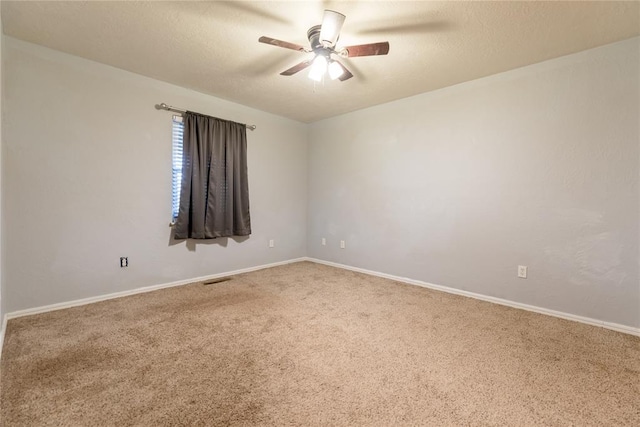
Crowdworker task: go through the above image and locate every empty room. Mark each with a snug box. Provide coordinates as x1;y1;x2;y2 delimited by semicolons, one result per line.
0;1;638;425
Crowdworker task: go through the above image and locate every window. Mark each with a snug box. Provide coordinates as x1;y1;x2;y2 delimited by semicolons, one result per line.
172;112;251;238
171;116;184;220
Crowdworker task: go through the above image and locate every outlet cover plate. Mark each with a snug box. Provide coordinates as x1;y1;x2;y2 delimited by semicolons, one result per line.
518;265;527;278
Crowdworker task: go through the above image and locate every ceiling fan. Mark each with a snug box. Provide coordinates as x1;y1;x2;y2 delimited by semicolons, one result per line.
258;10;390;82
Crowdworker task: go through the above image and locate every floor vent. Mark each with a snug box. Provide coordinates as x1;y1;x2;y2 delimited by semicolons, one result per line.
203;277;232;285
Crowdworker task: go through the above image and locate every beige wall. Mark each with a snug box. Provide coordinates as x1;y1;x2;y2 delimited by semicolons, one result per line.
3;35;639;330
3;38;308;312
0;7;4;328
308;37;640;328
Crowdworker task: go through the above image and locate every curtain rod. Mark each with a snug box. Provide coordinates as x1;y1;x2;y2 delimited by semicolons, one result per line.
155;103;256;131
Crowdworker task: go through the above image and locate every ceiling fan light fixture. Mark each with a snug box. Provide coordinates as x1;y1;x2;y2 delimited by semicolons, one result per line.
259;9;388;82
308;55;328;82
328;61;344;80
319;9;346;46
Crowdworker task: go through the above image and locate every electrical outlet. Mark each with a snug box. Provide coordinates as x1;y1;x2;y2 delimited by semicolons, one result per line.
321;237;326;246
269;239;275;248
340;240;346;249
120;257;128;268
518;265;527;278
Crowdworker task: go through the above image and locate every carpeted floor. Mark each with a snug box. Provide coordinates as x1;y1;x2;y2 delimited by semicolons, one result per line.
1;261;638;426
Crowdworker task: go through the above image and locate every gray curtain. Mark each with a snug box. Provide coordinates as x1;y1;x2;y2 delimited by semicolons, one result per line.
174;112;251;239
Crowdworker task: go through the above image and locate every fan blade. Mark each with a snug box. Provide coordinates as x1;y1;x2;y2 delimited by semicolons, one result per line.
320;10;346;46
280;60;312;76
221;2;291;25
259;36;306;52
357;21;452;36
343;42;390;57
334;60;354;81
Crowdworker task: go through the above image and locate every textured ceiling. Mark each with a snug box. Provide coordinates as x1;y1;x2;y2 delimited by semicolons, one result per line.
2;1;639;123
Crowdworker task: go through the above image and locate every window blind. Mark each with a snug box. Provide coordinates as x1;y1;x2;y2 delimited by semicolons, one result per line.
171;116;184;220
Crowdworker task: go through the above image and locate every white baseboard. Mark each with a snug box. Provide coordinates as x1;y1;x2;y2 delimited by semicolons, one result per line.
2;255;637;359
0;314;7;361
5;257;308;321
307;258;640;337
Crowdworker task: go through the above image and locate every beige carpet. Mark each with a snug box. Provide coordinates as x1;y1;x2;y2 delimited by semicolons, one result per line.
1;261;638;426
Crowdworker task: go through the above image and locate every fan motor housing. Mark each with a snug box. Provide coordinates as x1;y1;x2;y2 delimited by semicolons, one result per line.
307;25;323;50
